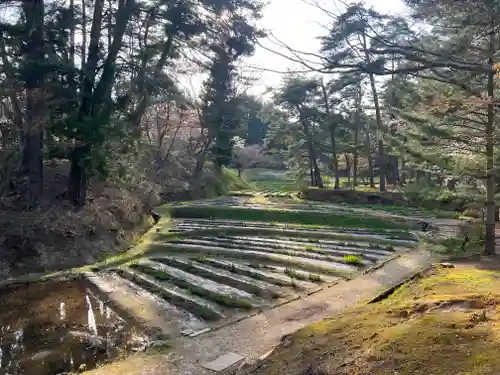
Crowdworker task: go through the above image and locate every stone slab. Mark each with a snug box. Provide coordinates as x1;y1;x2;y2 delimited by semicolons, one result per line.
201;352;246;372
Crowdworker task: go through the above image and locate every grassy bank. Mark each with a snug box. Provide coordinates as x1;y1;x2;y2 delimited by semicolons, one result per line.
159;205;413;231
251;263;500;375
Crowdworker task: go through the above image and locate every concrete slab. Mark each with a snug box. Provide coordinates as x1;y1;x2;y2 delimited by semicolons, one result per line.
201;352;246;372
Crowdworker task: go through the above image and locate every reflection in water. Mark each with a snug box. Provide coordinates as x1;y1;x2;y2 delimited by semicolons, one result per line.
59;302;66;321
0;279;146;375
85;294;98;335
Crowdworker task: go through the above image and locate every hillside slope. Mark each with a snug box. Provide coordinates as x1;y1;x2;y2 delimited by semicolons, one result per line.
251;262;500;375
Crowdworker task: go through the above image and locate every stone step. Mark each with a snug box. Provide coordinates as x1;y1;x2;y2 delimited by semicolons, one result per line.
150;242;358;276
196;258;342;288
150;256;286;299
135;260;267;309
84;272;208;337
115;267;225;321
222;235;401;254
169;238;372;266
170;221;416;243
175;218;415;238
195;236;389;262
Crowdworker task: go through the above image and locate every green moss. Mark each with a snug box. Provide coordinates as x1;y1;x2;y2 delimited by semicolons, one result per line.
308;274;322;283
251;266;500;375
342;254;362;265
284;268;307;280
161;205;412;231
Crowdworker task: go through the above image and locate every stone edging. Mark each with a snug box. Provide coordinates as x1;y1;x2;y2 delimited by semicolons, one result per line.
367;263;435;304
0;270;81;289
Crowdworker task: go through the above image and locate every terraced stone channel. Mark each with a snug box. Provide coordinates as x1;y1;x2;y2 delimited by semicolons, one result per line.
87;202;421;340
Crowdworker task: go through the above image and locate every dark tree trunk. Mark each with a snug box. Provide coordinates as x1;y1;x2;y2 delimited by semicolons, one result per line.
401;156;406;185
308;155;314;186
213;159;222;176
80;0;87;91
23;0;45;208
365;124;375;188
485;32;496;255
320;80;337;189
0;127;8;149
362;32;385;192
345;153;351;185
330;125;340;189
193;156;205;179
68;0;135;206
353;95;360;189
68;148;88;207
298;106;323;188
393;155;400;186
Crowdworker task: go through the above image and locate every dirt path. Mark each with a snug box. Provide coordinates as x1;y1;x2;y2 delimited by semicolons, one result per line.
142;249;436;375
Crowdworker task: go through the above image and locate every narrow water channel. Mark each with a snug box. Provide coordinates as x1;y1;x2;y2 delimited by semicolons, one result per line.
0;278;145;375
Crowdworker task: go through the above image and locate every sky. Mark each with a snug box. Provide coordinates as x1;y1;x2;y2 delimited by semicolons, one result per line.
239;0;409;95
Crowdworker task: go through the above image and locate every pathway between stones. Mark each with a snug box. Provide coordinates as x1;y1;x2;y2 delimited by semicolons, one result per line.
153;249;436;375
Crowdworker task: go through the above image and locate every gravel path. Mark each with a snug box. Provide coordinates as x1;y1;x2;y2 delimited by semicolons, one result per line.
159;249;436;375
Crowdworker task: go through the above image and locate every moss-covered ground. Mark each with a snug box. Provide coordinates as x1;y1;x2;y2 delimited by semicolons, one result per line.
250;263;500;375
160;205;413;231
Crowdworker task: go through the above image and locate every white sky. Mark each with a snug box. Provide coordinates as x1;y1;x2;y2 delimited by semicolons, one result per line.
244;0;408;94
181;0;409;97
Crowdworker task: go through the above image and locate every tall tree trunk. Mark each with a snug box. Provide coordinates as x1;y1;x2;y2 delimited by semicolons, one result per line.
401;137;407;185
365;123;375;188
353;81;362;189
80;0;87;90
308;155;314;186
345;153;351;185
320;79;335;189
304;130;323;188
330;125;340;189
369;72;386;192
389;123;400;187
107;0;113;48
353;139;359;189
0;35;25;170
69;0;75;63
393;155;400;187
68;145;89;207
68;0;134;206
1;126;9;149
68;0;105;205
297;105;323;188
362;34;385;192
484;32;496;255
23;0;45;208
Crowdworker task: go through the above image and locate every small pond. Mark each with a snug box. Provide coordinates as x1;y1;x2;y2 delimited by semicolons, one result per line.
0;278;146;375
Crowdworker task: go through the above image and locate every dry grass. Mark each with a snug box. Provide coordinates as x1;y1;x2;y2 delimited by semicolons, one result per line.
251;264;500;375
83;353;173;375
0;162;159;276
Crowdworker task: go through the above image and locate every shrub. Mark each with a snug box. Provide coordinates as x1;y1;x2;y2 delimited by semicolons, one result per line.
343;254;362;265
